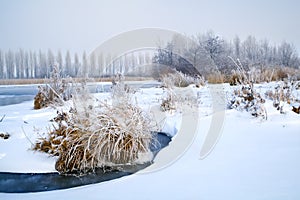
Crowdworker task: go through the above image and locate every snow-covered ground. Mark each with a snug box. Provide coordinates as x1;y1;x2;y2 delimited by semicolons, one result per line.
1;82;300;199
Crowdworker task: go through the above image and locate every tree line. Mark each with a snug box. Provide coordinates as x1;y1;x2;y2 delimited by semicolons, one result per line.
0;49;95;79
0;48;154;79
159;32;300;76
0;32;299;80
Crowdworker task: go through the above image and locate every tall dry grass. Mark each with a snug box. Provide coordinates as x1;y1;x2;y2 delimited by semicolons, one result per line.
33;74;156;175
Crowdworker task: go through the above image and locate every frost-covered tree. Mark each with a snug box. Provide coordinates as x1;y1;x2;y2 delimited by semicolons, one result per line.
0;50;5;79
74;53;80;77
38;50;47;78
56;50;63;72
89;53;96;77
82;51;88;77
32;52;38;78
278;41;299;67
5;50;15;79
233;35;241;58
97;53;104;76
65;50;72;76
29;51;35;78
47;49;55;77
24;51;30;78
200;32;232;73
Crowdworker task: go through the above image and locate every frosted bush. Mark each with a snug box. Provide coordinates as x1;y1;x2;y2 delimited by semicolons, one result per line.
34;65;72;109
265;80;300;114
228;83;267;119
161;70;205;88
161;89;177;112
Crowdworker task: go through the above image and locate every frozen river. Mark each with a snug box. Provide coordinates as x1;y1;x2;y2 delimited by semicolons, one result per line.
0;81;160;106
0;85;38;106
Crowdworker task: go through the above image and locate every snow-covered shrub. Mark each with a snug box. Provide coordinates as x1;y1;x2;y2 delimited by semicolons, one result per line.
227;58;267;119
161;70;205;88
265;80;300;114
111;73;135;106
33;75;155;175
34;65;72;109
228;83;267;119
159;71;203;112
161;89;177;112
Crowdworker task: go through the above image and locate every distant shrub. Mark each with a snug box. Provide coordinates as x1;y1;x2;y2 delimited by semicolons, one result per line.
111;73;135;106
34;66;72;109
161;89;177;112
159;70;201;112
161;70;205;88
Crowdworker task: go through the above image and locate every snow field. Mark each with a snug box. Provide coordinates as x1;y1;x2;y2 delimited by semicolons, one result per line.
0;82;300;199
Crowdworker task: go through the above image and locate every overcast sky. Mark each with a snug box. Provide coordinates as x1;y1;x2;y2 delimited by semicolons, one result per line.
1;0;300;54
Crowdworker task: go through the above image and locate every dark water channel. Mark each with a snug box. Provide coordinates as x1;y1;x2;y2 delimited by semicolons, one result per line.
0;132;171;193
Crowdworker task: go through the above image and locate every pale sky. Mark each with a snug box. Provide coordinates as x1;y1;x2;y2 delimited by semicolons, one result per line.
0;0;300;54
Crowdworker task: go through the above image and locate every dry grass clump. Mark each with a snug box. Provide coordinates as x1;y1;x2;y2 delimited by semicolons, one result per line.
255;66;300;83
207;71;225;84
33;76;155;175
34;66;72;109
228;70;243;86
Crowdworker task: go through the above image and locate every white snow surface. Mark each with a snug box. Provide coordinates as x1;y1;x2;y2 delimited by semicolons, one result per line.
1;82;300;199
